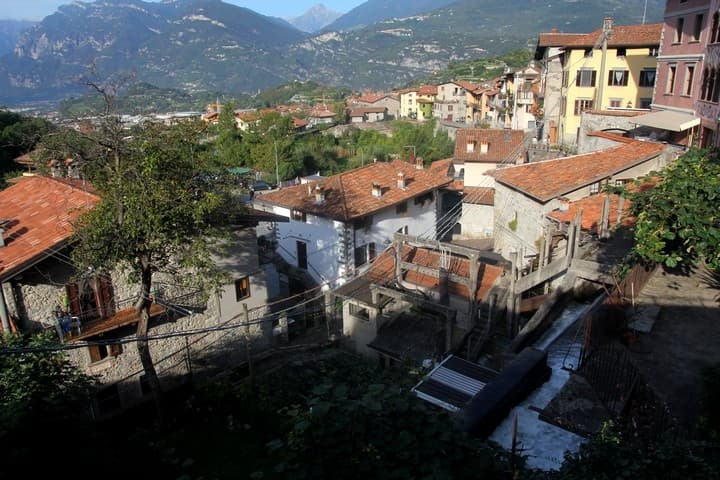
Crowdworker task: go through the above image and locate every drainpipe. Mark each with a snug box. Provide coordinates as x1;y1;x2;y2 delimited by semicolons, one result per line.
0;284;10;334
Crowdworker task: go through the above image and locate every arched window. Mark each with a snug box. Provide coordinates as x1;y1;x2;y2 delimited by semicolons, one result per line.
702;68;710;100
712;68;720;103
713;12;720;43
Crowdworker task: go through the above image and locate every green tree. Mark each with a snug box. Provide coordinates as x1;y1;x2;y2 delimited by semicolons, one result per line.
629;148;720;271
0;330;93;432
49;84;238;419
269;380;515;479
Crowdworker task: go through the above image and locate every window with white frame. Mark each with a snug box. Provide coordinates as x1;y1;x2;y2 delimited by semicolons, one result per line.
684;64;695;95
693;14;703;42
608;70;629;86
590;182;600;195
576;69;596;87
574;99;593;115
639;69;656;87
675;17;684;43
666;65;677;93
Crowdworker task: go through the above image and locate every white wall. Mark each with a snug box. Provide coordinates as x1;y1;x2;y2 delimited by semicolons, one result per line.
459;203;494;239
493;183;548;256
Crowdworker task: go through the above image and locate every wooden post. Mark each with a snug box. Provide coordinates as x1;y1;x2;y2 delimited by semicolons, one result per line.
616;194;625;226
506;251;518;337
599;194;610;239
243;303;253;388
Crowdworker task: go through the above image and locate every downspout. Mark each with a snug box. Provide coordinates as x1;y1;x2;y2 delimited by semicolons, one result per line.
0;283;10;333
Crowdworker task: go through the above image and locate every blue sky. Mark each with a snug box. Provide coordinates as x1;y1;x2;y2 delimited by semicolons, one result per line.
1;1;364;21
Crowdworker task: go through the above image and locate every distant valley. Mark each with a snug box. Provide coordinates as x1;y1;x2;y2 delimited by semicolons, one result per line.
0;0;664;105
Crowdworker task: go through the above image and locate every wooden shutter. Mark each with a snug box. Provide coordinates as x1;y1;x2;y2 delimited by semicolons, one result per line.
109;342;123;357
591;71;597;87
97;275;116;318
66;283;81;316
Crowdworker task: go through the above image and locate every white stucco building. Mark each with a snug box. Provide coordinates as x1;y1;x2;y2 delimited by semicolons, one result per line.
252;158;454;288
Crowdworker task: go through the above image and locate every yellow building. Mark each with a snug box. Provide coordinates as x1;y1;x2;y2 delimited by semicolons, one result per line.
539;18;662;145
399;85;437;120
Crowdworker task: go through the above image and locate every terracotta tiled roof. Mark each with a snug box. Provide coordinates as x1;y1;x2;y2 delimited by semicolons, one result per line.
356;92;386;103
292;117;309;128
537;33;585;47
349;107;386;116
0;176;100;281
454;80;478;91
454;129;526;163
463;187;495;206
418;85;438;95
490;139;665;202
548;178;656;230
363;244;503;302
541;23;662;48
256;159;453;221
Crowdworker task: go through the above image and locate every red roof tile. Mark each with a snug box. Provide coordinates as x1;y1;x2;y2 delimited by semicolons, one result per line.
463;186;495;205
349;106;387;116
364;244;503;302
491;139;665;202
540;23;662;49
257;159;453;221
0;176;100;281
454;129;526;164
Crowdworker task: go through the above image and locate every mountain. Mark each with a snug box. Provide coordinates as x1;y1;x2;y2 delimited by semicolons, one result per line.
287;4;342;33
0;0;665;105
0;20;37;56
323;0;459;32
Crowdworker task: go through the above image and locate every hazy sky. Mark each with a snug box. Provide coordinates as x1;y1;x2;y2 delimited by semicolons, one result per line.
1;0;365;21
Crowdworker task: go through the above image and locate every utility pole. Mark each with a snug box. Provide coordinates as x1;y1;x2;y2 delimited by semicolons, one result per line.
274;140;280;188
595;18;612;111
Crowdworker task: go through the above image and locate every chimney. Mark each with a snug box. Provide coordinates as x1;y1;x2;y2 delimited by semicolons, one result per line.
0;219;10;247
307;184;313;196
480;141;489;154
603;17;613;33
314;185;325;204
397;172;406;189
415;157;424;169
372;182;382;198
558;197;570;212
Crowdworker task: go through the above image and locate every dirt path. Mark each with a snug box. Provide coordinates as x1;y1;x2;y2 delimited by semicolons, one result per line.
628;265;720;434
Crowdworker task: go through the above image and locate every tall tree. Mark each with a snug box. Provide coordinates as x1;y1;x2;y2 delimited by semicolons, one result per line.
51;86;237;419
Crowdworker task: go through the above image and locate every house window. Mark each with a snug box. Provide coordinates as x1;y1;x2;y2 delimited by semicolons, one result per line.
584;48;593;58
354;245;368;267
693;14;703;42
684;64;695;95
666;65;677;93
608;70;629;86
675;17;684;43
66;274;116;324
349;303;369;320
235;276;250;301
639;69;656;87
291;209;306;222
466;140;476;153
562;71;569;88
448;105;453;111
396;202;408;214
590;182;600;195
89;342;122;363
615;179;631;187
609;99;622;108
616;48;626;58
712;12;720;43
640;97;652;108
576;69;596;87
574;99;593;115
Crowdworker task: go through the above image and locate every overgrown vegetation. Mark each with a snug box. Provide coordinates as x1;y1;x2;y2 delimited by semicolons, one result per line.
0;109;52;184
628;148;720;272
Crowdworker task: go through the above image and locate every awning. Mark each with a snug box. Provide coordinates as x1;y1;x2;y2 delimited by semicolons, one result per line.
632;110;700;132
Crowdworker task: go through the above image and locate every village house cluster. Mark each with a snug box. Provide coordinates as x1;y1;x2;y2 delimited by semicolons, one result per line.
0;0;715;426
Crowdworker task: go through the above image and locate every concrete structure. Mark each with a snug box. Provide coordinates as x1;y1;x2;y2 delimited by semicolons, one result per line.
535;18;663;145
252;159;454;288
351;92;400;120
349;106;387;123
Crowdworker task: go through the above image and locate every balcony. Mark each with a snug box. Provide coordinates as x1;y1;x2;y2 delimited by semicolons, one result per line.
54;287;205;342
